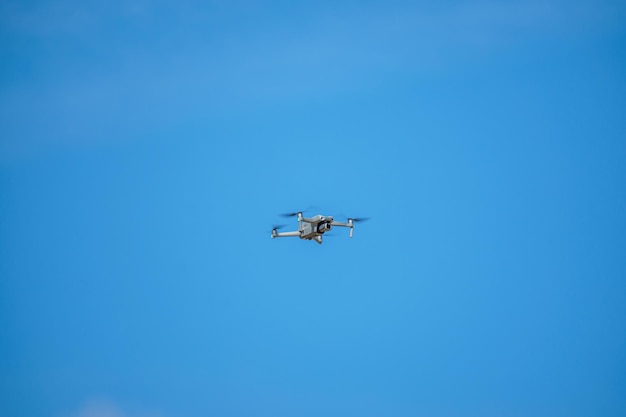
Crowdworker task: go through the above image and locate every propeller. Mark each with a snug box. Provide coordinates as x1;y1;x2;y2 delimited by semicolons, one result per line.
279;212;301;218
349;217;370;223
267;224;286;235
338;214;371;223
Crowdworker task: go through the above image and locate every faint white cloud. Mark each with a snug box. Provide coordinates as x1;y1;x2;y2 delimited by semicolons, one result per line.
72;400;125;417
69;398;163;417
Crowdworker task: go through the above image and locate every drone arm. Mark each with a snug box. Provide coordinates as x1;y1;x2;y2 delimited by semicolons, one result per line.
272;230;300;238
330;220;355;238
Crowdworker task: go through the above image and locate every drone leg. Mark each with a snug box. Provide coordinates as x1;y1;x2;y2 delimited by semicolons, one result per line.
314;236;323;244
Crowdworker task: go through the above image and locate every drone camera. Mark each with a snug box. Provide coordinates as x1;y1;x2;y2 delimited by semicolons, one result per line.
317;222;331;233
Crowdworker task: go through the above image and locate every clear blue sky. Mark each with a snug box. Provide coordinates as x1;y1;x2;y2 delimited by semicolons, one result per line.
1;1;625;416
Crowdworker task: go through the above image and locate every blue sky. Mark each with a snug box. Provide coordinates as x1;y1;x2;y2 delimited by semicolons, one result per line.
1;1;625;416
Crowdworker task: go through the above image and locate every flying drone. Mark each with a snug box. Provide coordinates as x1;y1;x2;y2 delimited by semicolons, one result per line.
271;211;369;244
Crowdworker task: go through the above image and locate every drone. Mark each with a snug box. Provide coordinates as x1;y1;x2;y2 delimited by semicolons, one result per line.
271;211;369;244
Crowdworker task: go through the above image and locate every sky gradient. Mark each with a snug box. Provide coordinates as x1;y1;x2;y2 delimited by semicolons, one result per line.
1;1;625;417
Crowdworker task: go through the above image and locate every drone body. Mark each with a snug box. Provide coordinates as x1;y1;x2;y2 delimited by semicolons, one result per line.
271;211;367;244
